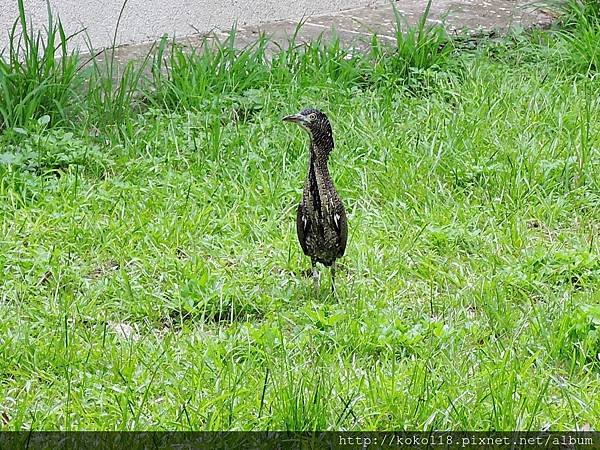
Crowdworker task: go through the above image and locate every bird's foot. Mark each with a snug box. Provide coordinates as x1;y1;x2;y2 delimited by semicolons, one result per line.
312;265;321;293
330;262;337;298
335;262;350;274
300;268;313;278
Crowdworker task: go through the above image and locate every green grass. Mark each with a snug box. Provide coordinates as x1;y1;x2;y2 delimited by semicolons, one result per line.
1;0;600;431
0;0;80;132
543;0;600;72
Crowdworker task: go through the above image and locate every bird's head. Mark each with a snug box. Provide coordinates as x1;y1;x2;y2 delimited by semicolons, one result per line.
283;108;334;152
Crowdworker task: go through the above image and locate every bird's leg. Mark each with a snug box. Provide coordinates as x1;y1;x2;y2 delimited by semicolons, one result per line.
331;261;337;296
311;258;320;292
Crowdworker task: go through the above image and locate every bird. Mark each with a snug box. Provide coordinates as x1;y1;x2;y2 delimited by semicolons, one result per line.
282;108;348;294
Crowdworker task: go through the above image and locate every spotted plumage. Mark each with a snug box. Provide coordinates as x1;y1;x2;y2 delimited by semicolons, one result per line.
283;108;348;293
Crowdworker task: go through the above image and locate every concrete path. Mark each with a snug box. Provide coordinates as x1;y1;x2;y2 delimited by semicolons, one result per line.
0;0;378;53
101;1;555;66
231;0;554;49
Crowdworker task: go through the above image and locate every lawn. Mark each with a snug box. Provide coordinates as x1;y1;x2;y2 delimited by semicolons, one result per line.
1;0;600;430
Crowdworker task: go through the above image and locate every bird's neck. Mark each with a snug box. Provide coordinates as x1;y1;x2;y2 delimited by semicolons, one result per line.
309;142;331;179
306;142;334;213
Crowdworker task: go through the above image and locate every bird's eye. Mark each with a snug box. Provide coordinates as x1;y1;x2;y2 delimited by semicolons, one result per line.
308;113;317;121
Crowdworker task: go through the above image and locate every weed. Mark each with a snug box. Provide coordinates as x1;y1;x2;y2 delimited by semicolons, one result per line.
0;0;80;132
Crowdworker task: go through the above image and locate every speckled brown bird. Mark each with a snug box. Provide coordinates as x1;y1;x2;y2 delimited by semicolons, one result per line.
283;108;347;293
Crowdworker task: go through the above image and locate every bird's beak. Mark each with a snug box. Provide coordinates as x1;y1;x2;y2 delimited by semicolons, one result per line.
282;113;304;124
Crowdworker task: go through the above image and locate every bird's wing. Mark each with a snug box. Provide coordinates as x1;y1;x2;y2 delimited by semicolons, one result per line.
296;203;310;256
333;202;348;258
